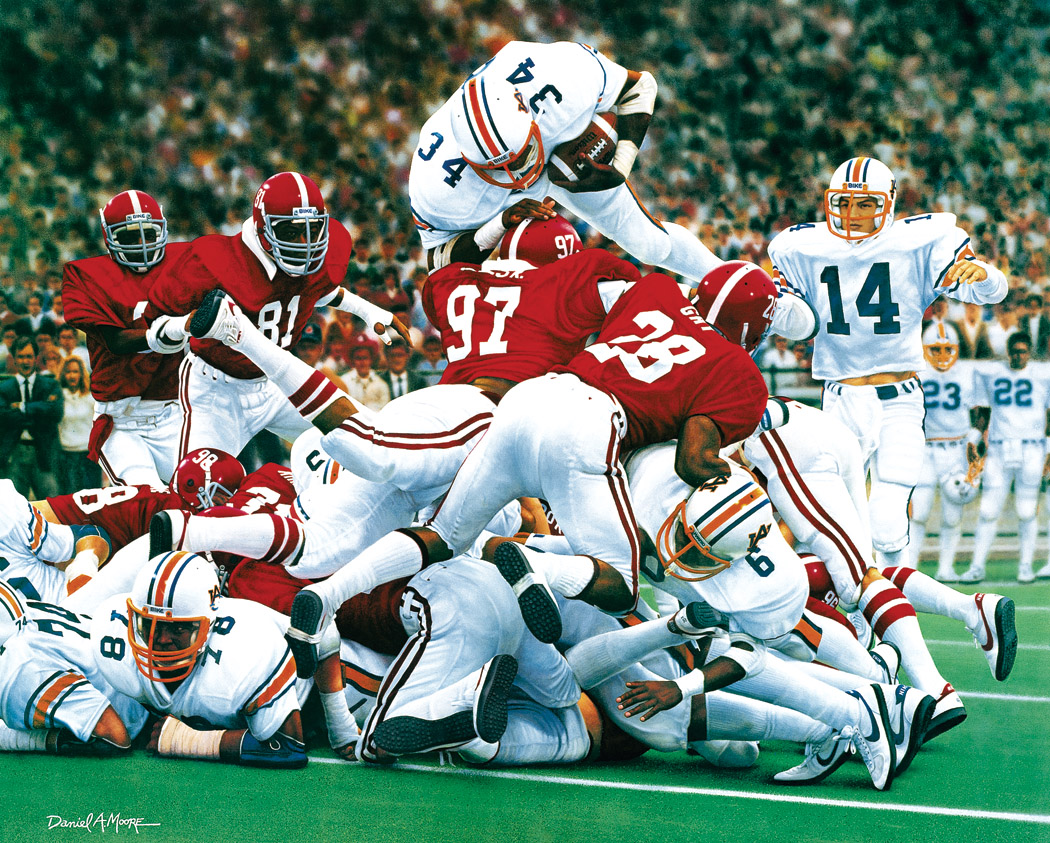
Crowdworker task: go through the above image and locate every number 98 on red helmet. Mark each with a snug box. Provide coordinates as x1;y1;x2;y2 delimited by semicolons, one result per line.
691;261;777;356
170;449;245;511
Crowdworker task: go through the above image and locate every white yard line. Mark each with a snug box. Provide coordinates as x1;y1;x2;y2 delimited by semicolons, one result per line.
925;638;1050;651
309;759;1050;825
956;690;1050;703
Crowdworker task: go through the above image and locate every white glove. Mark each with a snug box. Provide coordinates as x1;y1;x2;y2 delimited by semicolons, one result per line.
335;291;400;345
146;315;191;354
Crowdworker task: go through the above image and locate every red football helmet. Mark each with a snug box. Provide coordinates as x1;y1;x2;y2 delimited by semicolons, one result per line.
692;261;777;355
170;448;246;511
498;215;583;265
252;172;329;276
99;190;168;272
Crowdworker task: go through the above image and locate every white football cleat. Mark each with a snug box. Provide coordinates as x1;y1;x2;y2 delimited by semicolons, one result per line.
1035;561;1050;579
924;682;966;742
845;684;895;791
869;641;901;686
958;566;985;584
884;684;935;776
1017;564;1036;584
773;732;852;784
189;289;243;345
934;567;958;583
970;593;1017;681
667;601;728;638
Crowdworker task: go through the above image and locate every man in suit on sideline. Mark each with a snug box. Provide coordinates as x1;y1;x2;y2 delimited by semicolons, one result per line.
379;339;428;400
0;336;63;497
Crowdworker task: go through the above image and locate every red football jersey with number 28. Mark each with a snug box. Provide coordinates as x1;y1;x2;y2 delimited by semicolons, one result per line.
559;274;768;451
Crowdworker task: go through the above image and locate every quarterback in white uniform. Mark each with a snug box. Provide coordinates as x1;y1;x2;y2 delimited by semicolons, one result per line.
962;332;1050;583
768;156;1007;567
409;40;721;283
0;581;148;755
909;323;981;580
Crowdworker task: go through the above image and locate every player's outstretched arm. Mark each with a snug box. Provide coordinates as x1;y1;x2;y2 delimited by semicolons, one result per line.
425;199;557;270
150;711;307;769
675;414;731;487
321;288;410;346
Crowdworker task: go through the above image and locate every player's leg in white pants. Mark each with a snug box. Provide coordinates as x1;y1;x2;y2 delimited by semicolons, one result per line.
62;534;151;613
1014;443;1044;581
554;183;721;284
908;445;939;570
96;401;182;487
966;449;1009;579
466;695;592;766
320;385;494;489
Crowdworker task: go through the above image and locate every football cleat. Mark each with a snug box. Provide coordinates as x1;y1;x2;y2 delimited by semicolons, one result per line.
373;655;518;755
772;731;852;784
667;600;729;638
1017;564;1035;584
869;641;901;686
884;684;935;776
286;588;328;678
957;566;984;584
189;289;242;344
971;593;1017;681
148;510;182;559
934;567;958;583
847;609;874;649
845;684;895;791
1035;561;1050;579
924;683;967;742
492;542;562;644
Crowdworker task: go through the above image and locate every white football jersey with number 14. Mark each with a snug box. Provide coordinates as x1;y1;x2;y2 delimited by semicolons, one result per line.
769;213;1007;381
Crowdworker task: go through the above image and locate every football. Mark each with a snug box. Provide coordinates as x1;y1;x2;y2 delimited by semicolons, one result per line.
547;112;618;183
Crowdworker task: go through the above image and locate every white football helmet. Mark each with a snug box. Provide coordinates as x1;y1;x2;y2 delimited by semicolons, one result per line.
942;472;979;506
824;157;896;242
656;466;774;581
127;551;220;683
922;321;960;372
0;580;29;647
449;75;545;190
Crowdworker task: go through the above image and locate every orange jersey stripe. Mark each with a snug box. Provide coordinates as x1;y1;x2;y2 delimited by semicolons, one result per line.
793;615;822;650
29;509;45;553
0;587;24;622
341;664;381;695
245;656;296;715
32;672;86;729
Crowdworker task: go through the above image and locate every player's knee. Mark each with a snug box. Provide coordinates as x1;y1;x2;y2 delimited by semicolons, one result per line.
616;227;671;266
725;634;767;678
940;503;964;528
1016;492;1039;522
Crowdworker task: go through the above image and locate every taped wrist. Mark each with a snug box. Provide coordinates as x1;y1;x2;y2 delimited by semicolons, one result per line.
0;722;49;751
473;216;507;251
674;669;706;698
321;690;360;750
239;731;307;769
156;717;223;760
611;140;640;179
334;291;393;330
616;71;658;116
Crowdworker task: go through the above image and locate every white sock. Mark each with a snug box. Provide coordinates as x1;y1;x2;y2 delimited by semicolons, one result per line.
0;723;48;751
970;517;997;572
564;618;680;688
814;618;883;681
185;513;275;558
731;656;858;730
907;521;926;568
517;545;596;599
313;531;424;612
705;691;832;745
882;566;980;632
774;654;868;692
938;522;963;575
1019;517;1037;573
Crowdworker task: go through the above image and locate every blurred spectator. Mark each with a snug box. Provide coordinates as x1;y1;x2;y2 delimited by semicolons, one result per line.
14;292;56;338
345;341;390;412
987;301;1018;358
379;339;427;399
0;292;16;327
45;292;65;325
1020;293;1050;359
372;267;412;318
0;336;62;497
957;303;993;360
293;321;348;391
34;333;59;374
762;335;795;370
417;335;447;387
57;324;92;372
55;355;101;494
0;325;17;373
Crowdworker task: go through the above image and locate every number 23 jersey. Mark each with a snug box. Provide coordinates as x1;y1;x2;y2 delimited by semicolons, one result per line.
92;595;308;740
768;213;1006;381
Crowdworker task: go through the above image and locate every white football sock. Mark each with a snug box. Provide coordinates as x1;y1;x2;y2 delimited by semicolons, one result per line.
312;531;424;612
882;566;980;633
730;656;858;730
1019;517;1037;573
184;513;275;558
773;653;868;692
970;517;997;573
469;702;589;766
564;617;680;689
814;617;884;681
907;521;926;569
705;690;832;745
516;545;596;599
938;523;963;575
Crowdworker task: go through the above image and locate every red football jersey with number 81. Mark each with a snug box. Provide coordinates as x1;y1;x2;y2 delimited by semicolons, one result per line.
558;274;768;451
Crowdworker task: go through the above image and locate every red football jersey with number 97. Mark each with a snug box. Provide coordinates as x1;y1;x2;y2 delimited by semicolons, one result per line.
557;274;768;451
421;249;642;385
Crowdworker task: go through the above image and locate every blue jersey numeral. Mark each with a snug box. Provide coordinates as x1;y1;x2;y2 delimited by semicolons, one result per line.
993;378;1033;407
924;381;961;411
820;262;900;336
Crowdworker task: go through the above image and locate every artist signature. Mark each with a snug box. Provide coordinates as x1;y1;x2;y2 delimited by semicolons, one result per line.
47;813;160;833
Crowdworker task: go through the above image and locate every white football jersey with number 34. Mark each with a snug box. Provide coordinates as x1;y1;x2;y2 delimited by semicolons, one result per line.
769;213;1007;381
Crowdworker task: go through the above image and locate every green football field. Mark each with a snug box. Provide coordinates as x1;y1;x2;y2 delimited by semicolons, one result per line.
4;557;1048;843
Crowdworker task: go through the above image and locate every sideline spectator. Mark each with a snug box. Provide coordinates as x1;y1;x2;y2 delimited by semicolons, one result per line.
293;321;348;392
0;336;62;497
379;339;427;400
55;355;101;494
417;335;447;388
345;341;390;412
957;303;993;360
57;323;91;372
